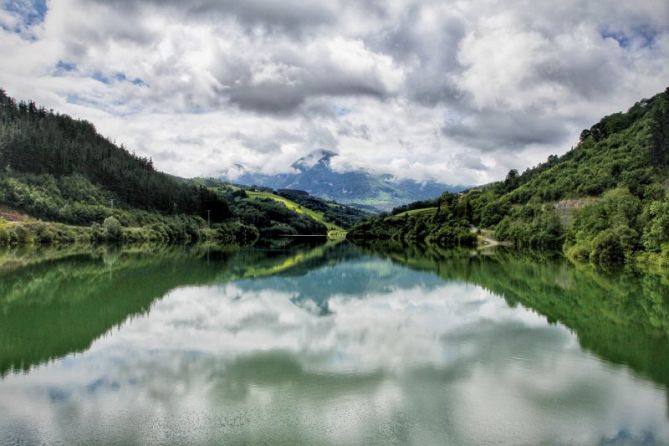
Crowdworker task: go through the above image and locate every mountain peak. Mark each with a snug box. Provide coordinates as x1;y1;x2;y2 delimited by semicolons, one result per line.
220;149;464;210
291;149;338;172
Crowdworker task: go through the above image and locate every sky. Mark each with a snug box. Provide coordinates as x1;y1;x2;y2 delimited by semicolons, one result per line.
1;0;668;185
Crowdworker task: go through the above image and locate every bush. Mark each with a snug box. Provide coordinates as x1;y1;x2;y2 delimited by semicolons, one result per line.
103;216;123;241
590;229;625;265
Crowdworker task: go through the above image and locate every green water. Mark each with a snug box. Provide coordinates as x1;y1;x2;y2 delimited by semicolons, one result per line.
1;243;668;445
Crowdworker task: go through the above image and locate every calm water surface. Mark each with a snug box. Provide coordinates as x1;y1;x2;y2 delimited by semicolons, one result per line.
0;243;668;445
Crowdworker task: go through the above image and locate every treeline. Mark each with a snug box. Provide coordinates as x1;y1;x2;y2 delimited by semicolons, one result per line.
349;87;669;267
0;212;258;247
0;89;230;222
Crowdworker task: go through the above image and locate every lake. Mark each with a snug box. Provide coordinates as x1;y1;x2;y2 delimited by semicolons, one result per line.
1;243;668;445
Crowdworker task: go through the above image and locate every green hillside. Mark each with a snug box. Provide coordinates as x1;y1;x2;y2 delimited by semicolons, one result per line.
0;90;362;246
193;179;369;242
349;87;669;268
0;90;230;222
246;191;344;234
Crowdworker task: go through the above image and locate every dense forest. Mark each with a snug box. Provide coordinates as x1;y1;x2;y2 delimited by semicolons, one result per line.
349;87;669;268
0;89;231;221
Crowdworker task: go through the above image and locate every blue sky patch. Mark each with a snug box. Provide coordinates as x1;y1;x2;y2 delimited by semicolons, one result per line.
2;0;47;27
601;25;658;49
334;105;352;117
55;60;77;73
90;71;146;87
601;30;631;48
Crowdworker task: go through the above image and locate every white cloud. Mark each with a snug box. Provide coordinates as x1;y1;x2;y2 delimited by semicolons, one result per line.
1;0;668;184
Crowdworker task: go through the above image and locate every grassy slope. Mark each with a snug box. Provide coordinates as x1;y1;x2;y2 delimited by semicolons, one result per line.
394;207;438;218
246;191;346;236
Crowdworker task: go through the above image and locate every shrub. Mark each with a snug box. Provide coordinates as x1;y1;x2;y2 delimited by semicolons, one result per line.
590;229;625;265
103;216;123;241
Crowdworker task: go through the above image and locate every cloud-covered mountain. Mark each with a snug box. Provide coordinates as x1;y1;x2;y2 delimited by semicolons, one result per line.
222;150;465;210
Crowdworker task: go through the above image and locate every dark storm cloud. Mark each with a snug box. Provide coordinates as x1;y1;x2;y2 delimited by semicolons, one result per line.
369;4;468;106
209;40;398;114
338;123;371;140
90;0;335;33
443;108;569;152
234;131;283;154
454;153;487;171
223;79;390;114
531;43;622;100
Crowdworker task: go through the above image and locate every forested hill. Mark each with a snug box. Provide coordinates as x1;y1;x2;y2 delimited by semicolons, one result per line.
349;87;669;267
0;89;230;222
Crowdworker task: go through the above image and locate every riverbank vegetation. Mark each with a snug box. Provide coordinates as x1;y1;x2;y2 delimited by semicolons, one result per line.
349;87;669;268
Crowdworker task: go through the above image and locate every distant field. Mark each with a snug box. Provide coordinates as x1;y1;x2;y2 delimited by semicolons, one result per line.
393;207;438;218
246;191;345;235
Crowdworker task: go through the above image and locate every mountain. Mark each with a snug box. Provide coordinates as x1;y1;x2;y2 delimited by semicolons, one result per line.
222;149;465;211
349;87;669;268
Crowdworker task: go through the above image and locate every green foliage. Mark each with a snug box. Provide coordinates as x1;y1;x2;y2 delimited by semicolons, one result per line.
495;203;563;248
0;218;91;245
641;196;669;252
565;188;642;263
590;230;622;265
196;178;368;238
211;222;260;245
103;216;123;241
230;197;327;242
348;193;476;249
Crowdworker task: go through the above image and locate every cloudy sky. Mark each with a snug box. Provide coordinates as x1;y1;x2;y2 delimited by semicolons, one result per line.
1;0;668;185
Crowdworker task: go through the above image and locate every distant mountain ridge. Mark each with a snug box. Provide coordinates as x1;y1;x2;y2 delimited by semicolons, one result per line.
222;150;465;210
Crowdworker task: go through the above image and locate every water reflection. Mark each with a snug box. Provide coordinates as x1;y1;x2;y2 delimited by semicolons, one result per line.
0;243;668;445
